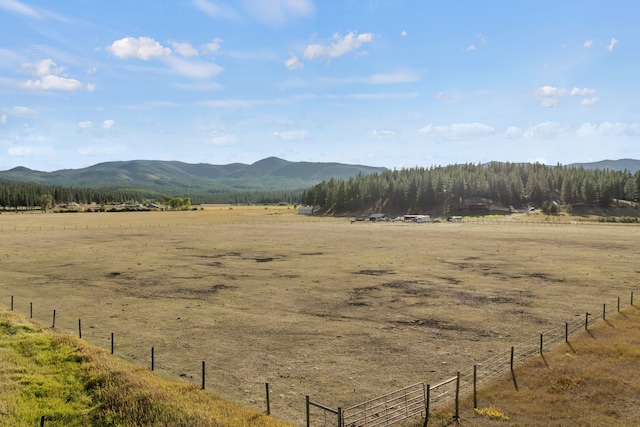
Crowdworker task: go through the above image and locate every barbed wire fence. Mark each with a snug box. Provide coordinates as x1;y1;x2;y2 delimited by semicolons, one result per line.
3;291;636;427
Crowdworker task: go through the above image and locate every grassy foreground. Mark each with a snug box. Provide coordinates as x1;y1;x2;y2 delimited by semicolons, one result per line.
0;310;292;427
423;306;640;426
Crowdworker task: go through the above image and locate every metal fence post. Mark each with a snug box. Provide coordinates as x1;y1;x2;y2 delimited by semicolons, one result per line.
306;396;310;427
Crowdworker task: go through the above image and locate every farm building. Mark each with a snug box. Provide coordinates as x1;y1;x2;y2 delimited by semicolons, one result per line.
403;214;430;223
298;206;313;215
368;213;387;222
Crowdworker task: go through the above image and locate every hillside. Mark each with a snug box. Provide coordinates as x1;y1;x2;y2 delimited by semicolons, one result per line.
0;157;387;193
422;306;640;426
0;310;293;427
567;158;640;173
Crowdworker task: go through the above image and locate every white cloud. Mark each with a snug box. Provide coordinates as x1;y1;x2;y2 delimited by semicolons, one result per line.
78;121;93;129
0;114;6;125
369;130;396;139
533;85;566;98
368;71;420;84
199;98;288;108
523;122;570;139
532;85;567;107
466;44;476;51
86;83;95;92
504;126;522;138
171;41;198;57
608;37;618;52
192;0;238;20
303;32;374;62
284;55;303;70
165;56;223;79
341;92;419;101
107;37;171;60
243;0;314;26
102;119;115;129
8;145;53;157
401;30;407;37
418;122;496;140
0;0;40;18
209;130;237;145
3;106;39;117
32;58;62;76
174;81;224;91
203;38;223;54
271;130;309;140
21;74;82;91
577;122;640;138
435;92;452;101
581;97;599;106
583;39;593;48
475;33;488;44
321;70;420;85
570;87;596;96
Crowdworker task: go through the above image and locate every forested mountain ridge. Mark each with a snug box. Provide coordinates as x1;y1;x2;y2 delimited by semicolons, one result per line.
0;158;386;207
303;161;640;215
0;157;386;191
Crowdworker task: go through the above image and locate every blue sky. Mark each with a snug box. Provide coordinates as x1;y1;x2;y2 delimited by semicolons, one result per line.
1;0;638;171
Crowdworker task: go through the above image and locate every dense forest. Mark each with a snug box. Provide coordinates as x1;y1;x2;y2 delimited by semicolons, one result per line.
302;162;640;215
0;180;302;210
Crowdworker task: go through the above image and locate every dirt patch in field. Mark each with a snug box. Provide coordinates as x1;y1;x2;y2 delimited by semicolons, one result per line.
453;290;532;307
354;269;395;276
160;284;236;299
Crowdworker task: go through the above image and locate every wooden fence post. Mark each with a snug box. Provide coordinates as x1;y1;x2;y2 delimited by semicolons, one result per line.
52;310;56;328
78;319;82;338
510;346;518;391
10;295;13;311
473;365;477;409
338;407;342;427
565;323;568;343
603;304;606;320
539;334;543;355
618;297;620;312
585;312;589;330
454;372;460;422
265;383;270;415
306;395;310;427
201;361;205;390
30;302;32;319
423;384;430;427
111;333;114;354
151;347;154;371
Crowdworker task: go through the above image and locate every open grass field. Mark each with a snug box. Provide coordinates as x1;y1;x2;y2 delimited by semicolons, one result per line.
1;206;639;425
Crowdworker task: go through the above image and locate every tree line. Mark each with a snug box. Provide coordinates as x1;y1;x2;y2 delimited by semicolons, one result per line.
0;180;303;210
302;162;640;215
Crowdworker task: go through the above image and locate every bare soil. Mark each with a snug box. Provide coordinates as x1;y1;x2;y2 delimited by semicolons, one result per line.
0;208;638;425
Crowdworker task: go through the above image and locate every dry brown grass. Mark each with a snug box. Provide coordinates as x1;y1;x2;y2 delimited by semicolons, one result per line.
425;306;640;426
0;207;639;424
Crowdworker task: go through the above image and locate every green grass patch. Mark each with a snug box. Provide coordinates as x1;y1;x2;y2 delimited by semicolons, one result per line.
0;311;292;427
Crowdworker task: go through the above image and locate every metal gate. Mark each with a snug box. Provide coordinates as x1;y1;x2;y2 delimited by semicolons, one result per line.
341;383;427;427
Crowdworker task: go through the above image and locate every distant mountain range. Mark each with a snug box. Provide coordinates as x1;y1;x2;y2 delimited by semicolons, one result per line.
566;158;640;173
0;157;638;194
0;157;387;192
